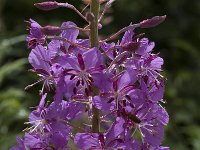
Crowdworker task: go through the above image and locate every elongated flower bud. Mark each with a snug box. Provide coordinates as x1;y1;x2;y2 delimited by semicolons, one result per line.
34;1;59;11
140;15;166;28
41;25;61;35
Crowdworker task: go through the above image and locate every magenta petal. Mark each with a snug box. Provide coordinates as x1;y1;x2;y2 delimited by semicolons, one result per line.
93;96;115;112
24;133;41;149
10;137;26;150
100;42;115;60
83;48;103;69
149;80;164;102
74;133;100;149
48;40;60;58
28;45;51;71
141;122;164;147
152;104;169;126
105;117;125;144
48;122;71;149
150;56;164;70
118;69;137;90
120;29;134;46
135;38;155;55
61;21;79;50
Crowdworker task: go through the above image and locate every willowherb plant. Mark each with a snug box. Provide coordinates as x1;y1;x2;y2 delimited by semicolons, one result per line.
11;0;169;149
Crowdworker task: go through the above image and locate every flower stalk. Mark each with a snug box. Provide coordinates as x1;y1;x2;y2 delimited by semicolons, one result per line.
90;0;100;133
12;1;169;149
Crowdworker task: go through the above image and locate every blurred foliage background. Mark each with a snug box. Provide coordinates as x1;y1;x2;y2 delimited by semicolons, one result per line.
0;0;200;149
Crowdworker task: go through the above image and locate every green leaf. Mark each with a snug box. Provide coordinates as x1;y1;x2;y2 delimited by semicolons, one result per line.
0;58;28;85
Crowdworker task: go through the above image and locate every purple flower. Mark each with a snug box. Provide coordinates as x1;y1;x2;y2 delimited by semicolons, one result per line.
74;117;125;150
13;4;169;148
23;97;83;149
125;53;164;80
57;48;105;98
92;69;137;112
100;29;140;60
10;138;26;150
135;38;155;55
128;78;165;105
60;21;79;51
27;45;62;93
118;103;168;147
26;19;46;48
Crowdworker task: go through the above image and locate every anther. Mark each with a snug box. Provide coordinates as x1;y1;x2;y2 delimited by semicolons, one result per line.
73;87;77;94
70;75;76;80
85;88;89;97
107;97;115;103
76;80;81;87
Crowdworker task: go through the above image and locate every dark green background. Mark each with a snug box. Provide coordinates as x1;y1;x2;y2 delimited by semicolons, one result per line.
0;0;200;149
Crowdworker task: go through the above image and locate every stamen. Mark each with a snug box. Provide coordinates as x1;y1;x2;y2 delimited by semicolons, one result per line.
85;88;89;96
73;87;77;94
107;97;115;103
125;95;131;101
76;80;81;86
123;99;126;107
70;74;76;80
25;79;44;90
81;79;85;86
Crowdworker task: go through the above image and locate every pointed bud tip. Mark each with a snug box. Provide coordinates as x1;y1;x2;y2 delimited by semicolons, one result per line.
34;1;59;11
140;15;167;28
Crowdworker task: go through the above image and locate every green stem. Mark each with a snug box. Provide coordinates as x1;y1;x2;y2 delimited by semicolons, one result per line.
90;0;100;48
90;0;100;133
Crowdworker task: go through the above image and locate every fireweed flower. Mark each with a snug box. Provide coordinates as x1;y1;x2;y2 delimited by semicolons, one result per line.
12;1;169;150
118;103;169;147
74;117;125;149
22;93;83;149
92;69;137;112
27;45;62;93
57;47;106;99
26;19;46;49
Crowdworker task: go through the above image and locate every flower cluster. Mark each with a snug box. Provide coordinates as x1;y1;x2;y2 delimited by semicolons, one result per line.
12;1;169;150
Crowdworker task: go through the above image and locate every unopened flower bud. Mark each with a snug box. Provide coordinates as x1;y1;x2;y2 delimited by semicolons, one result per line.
140;15;166;28
98;23;102;29
86;12;95;22
34;1;59;11
41;25;61;35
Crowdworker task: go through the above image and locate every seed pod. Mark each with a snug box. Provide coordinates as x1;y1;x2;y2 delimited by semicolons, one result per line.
34;1;59;11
